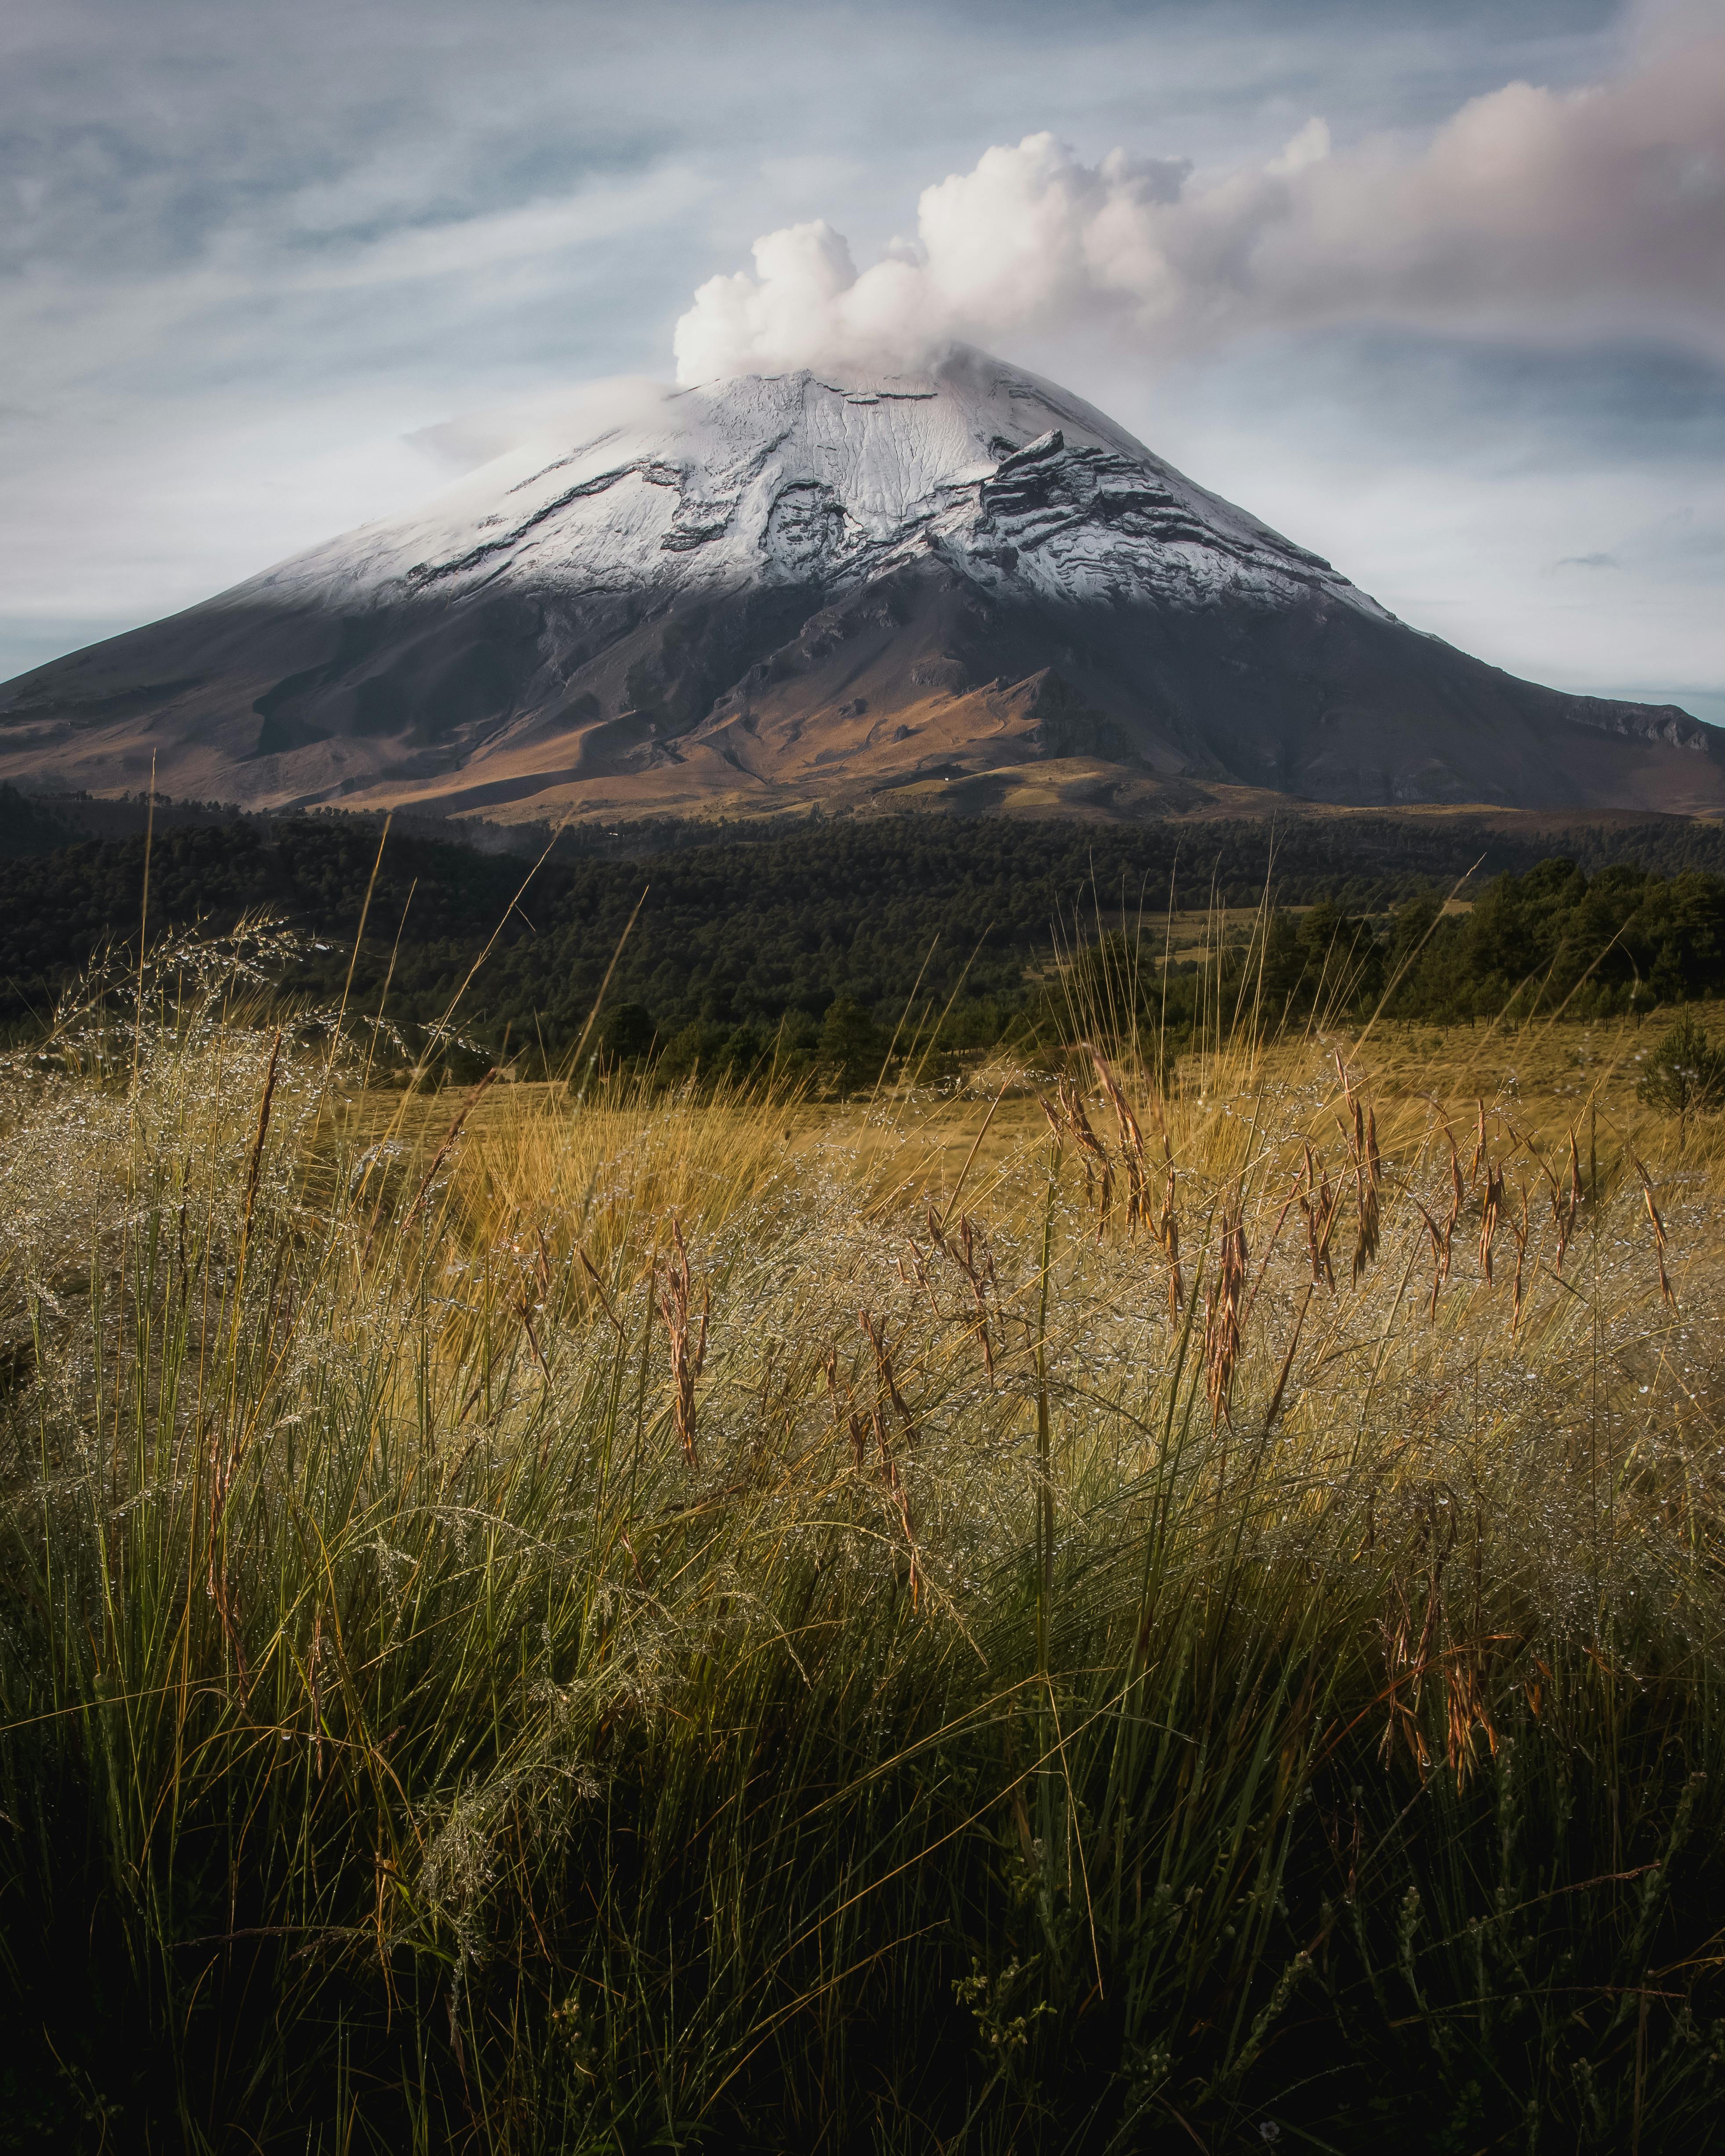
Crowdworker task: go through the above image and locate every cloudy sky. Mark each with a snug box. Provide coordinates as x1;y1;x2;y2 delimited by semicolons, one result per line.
4;0;1722;720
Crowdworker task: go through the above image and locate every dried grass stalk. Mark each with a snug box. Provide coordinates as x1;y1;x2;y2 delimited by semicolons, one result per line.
1632;1155;1677;1308
1299;1143;1340;1291
1089;1046;1149;1235
1052;1073;1113;1238
1204;1202;1248;1426
920;1205;1000;1380
655;1215;708;1467
1478;1163;1504;1285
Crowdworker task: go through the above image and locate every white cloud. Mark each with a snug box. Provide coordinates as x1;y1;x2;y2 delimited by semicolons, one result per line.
674;26;1725;381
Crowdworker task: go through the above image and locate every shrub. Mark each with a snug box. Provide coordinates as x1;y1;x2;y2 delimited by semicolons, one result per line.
1637;1009;1725;1122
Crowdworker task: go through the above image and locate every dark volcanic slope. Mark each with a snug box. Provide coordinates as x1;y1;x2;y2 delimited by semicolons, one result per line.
1;347;1717;821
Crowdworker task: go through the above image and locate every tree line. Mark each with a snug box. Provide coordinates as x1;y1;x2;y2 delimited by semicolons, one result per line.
4;809;1725;1083
1079;857;1725;1041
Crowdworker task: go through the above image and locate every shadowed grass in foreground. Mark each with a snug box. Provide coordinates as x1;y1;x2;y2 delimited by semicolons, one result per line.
2;937;1725;2151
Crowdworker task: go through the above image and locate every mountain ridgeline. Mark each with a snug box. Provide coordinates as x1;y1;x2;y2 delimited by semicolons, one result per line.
0;347;1718;822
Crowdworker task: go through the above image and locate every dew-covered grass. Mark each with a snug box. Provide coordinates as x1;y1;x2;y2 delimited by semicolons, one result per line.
3;931;1725;2151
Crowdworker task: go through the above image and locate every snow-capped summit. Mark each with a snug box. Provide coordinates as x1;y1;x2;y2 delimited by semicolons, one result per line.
274;348;1370;621
0;348;1716;821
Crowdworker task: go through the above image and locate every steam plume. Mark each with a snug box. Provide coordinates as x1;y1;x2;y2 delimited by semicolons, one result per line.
674;31;1725;382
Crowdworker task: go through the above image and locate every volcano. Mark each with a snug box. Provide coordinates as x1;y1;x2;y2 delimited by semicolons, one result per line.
1;347;1718;822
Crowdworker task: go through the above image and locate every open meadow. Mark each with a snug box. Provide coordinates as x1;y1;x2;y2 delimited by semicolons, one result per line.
7;0;1725;2140
4;930;1725;2152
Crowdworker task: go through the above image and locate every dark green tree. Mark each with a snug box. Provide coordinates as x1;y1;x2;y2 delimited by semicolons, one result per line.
659;1018;732;1085
817;996;887;1094
1637;1010;1725;1128
717;1022;769;1085
598;1001;657;1062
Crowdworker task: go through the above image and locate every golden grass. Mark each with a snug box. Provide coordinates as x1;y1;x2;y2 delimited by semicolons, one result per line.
3;936;1725;2149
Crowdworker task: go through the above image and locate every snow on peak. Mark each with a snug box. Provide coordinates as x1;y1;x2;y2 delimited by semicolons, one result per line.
245;347;1378;624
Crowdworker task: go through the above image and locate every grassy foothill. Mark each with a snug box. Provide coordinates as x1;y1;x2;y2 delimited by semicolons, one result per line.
3;922;1725;2152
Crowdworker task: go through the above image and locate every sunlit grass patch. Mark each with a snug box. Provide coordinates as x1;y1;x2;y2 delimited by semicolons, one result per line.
3;926;1725;2151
